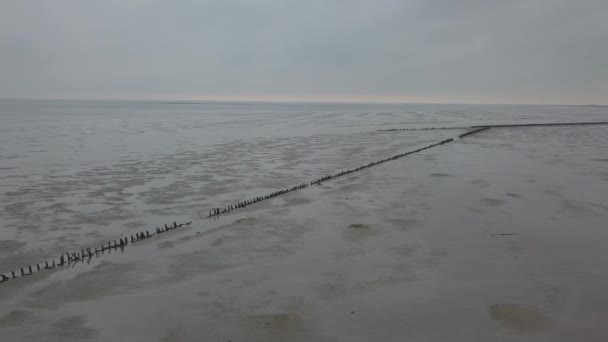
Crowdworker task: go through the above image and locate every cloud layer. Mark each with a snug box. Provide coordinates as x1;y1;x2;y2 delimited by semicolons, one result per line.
1;0;606;104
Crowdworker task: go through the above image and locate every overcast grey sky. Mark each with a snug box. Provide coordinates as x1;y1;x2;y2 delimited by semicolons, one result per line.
0;0;606;104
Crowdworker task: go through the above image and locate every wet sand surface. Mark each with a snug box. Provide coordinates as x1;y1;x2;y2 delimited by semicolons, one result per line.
1;102;608;341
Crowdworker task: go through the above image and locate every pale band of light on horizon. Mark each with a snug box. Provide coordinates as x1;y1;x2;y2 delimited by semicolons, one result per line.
0;0;606;105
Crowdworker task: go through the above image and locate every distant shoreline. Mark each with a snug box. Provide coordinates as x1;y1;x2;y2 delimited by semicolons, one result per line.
1;98;607;107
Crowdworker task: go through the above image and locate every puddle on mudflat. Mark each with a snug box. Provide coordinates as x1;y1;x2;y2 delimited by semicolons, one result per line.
489;303;553;332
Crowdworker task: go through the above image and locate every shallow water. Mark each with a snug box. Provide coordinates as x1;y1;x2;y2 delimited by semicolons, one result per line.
1;100;607;341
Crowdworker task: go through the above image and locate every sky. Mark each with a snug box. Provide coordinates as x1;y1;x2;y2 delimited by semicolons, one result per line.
0;0;606;104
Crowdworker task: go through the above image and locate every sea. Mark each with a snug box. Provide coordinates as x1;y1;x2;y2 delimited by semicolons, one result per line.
1;99;606;263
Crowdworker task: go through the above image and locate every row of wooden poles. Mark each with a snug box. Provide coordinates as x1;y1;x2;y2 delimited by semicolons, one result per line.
0;220;192;284
378;126;470;132
206;134;468;218
1;127;491;285
459;127;491;139
380;121;608;133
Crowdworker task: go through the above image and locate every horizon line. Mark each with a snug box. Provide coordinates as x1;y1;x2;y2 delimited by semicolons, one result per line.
0;97;606;107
